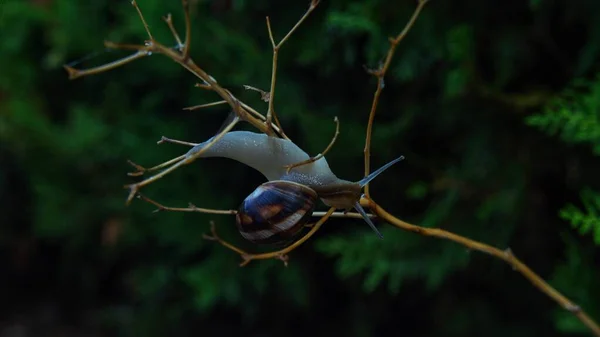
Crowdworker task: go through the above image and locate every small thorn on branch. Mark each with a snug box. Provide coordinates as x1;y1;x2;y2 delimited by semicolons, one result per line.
566;304;582;313
124;184;139;205
63;65;79;80
195;82;211;90
240;255;252;267
277;254;290;267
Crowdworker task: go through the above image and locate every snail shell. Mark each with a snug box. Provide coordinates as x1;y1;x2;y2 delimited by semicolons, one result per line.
236;180;317;244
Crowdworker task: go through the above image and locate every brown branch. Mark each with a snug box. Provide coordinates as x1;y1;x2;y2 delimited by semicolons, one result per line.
360;196;600;337
63;50;149;80
363;0;428;197
285;116;340;173
203;207;335;266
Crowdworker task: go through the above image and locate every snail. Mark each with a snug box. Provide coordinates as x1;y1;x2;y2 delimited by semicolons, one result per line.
186;131;403;244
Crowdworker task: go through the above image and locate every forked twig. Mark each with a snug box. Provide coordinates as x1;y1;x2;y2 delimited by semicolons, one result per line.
264;0;320;135
243;85;289;140
203;207;335;266
126;155;186;177
363;0;428;197
285;116;340;173
162;13;183;49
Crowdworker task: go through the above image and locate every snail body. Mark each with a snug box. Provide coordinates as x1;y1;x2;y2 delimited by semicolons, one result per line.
187;131;402;244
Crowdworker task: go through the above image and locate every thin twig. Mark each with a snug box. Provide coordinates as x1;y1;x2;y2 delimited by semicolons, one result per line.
137;193;237;215
183;100;228;111
363;0;428;197
157;136;198;146
126;155;186;177
162;13;183;49
360;196;600;337
63;50;149;80
204;207;335;266
182;0;191;59
285;116;340;173
131;0;153;41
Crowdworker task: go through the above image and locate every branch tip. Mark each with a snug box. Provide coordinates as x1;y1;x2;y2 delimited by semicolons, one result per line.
63;65;79;80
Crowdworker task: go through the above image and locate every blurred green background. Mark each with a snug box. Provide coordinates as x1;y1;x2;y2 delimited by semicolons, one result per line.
1;0;600;336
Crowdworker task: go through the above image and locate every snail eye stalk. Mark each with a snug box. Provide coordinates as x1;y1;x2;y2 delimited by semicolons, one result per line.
358;156;404;187
354;201;384;239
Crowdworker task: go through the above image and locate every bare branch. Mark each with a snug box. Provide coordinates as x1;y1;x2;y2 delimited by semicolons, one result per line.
363;0;428;197
360;196;600;337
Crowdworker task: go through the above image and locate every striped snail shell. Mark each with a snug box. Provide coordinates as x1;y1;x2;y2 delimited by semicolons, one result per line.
235;180;318;244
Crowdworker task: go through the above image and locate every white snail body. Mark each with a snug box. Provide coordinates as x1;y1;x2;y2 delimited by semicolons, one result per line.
186;131;403;244
187;131;342;188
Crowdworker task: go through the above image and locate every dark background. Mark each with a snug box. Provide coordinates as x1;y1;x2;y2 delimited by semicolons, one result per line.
1;0;600;336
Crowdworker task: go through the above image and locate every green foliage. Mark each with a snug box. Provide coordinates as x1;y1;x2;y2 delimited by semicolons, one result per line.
560;189;600;244
526;74;600;245
526;73;600;155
